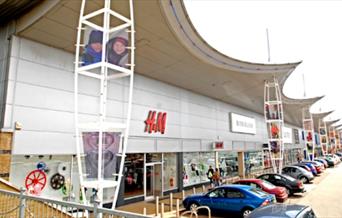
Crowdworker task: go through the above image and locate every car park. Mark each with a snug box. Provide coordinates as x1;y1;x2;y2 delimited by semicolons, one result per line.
257;173;305;195
182;185;275;217
282;166;314;184
234;179;288;202
246;203;317;218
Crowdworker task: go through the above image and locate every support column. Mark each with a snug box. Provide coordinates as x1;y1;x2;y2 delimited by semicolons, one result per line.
237;151;245;178
0;132;12;181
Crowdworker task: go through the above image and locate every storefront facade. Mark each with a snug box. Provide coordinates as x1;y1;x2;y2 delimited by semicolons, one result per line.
0;22;307;205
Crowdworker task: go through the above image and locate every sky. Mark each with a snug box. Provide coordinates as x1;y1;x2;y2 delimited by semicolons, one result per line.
184;0;342;125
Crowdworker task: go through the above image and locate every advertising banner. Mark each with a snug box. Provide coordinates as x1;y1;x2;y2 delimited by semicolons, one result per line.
81;28;128;68
230;113;256;134
82;132;120;179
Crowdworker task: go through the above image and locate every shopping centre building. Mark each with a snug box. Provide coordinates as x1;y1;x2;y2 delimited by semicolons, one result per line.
0;0;329;206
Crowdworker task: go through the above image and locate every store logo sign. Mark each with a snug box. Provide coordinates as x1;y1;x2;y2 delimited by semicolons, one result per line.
213;141;224;149
145;111;167;134
283;127;293;144
230;113;256;134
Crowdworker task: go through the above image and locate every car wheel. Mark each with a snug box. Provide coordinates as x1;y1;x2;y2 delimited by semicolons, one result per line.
188;202;199;211
242;207;253;217
285;187;291;196
300;176;308;184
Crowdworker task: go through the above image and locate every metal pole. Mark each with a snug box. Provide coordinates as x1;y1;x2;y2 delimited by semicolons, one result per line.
19;188;26;218
93;200;99;218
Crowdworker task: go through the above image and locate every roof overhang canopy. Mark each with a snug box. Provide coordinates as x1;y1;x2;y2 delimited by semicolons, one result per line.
12;0;320;127
312;110;334;132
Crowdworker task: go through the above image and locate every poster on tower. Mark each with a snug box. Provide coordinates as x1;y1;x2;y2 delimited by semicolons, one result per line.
82;132;121;179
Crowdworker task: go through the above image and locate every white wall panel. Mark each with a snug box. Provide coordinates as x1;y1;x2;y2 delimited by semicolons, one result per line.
12;106;74;133
233;141;245;151
13;131;75;154
126;137;155;153
182;139;201;152
156;139;181;152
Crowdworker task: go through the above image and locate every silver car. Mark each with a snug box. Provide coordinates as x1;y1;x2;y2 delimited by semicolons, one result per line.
282;166;314;184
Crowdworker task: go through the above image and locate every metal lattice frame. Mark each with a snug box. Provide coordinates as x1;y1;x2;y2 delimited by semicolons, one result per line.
318;118;328;156
328;126;336;153
264;78;284;174
302;107;315;160
74;0;135;208
335;129;340;150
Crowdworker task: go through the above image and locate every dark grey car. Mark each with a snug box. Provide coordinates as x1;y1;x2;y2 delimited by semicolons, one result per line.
282;166;314;184
246;203;316;218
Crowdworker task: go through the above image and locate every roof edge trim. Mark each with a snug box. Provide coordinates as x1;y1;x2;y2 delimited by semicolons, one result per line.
159;0;301;74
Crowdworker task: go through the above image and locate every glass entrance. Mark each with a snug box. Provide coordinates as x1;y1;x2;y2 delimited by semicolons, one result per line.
145;163;162;200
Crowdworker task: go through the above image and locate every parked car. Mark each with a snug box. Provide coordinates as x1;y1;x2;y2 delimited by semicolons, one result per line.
257;173;305;195
234;179;288;202
182;185;274;217
246;203;316;218
302;161;324;174
333;152;342;161
295;163;312;172
282;166;314;184
325;154;340;164
322;156;335;167
314;158;328;168
296;162;318;176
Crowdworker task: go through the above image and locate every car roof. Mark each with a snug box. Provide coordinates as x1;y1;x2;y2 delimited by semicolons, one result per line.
236;179;262;183
219;184;253;190
248;203;309;217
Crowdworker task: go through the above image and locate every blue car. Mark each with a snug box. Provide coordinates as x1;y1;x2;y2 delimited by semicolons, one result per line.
183;185;274;217
295;162;317;176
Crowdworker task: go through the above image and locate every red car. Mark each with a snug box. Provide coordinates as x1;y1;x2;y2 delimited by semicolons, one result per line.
234;179;288;202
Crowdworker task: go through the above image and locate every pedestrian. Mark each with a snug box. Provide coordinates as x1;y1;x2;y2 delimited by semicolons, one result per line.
213;168;221;187
207;165;214;186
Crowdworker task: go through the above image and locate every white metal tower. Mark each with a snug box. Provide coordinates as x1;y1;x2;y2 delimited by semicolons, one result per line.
328;126;336;154
302;107;315;160
264;78;284;174
318;118;328;156
74;0;135;208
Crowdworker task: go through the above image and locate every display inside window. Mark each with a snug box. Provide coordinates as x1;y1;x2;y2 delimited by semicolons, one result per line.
146;153;162;163
218;152;238;178
163;153;177;190
183;152;215;187
244;151;263;176
124;154;144;198
268;123;281;139
263;150;272;169
270;141;281;158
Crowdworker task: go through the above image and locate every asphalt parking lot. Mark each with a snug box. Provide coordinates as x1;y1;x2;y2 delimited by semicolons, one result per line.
286;163;342;217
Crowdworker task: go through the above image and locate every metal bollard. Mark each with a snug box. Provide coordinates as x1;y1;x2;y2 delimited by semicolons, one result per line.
169;193;173;211
202;185;206;192
176;199;180;218
19;188;26;218
143;207;146;215
155;196;159;216
161;203;164;218
193;187;196;194
182;190;185;200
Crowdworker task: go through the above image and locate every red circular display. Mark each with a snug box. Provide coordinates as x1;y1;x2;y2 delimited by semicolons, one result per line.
25;170;47;195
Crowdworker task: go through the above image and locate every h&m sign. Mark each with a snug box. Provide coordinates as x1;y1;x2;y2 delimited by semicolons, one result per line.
145;110;167;134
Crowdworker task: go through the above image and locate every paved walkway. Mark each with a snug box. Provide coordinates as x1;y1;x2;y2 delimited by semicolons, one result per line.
288;163;342;217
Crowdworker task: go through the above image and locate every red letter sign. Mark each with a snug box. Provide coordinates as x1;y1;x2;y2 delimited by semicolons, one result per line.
145;111;167;134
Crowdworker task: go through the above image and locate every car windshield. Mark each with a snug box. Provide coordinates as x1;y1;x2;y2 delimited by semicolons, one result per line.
282;174;296;181
249;188;268;197
262;180;276;189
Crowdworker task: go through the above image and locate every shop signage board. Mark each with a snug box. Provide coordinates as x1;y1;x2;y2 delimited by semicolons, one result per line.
230;113;256;134
213;141;224;149
283;127;293;144
293;129;300;144
144;110;167;134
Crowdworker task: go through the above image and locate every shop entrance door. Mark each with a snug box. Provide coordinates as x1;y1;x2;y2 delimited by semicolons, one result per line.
145;163;162;200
